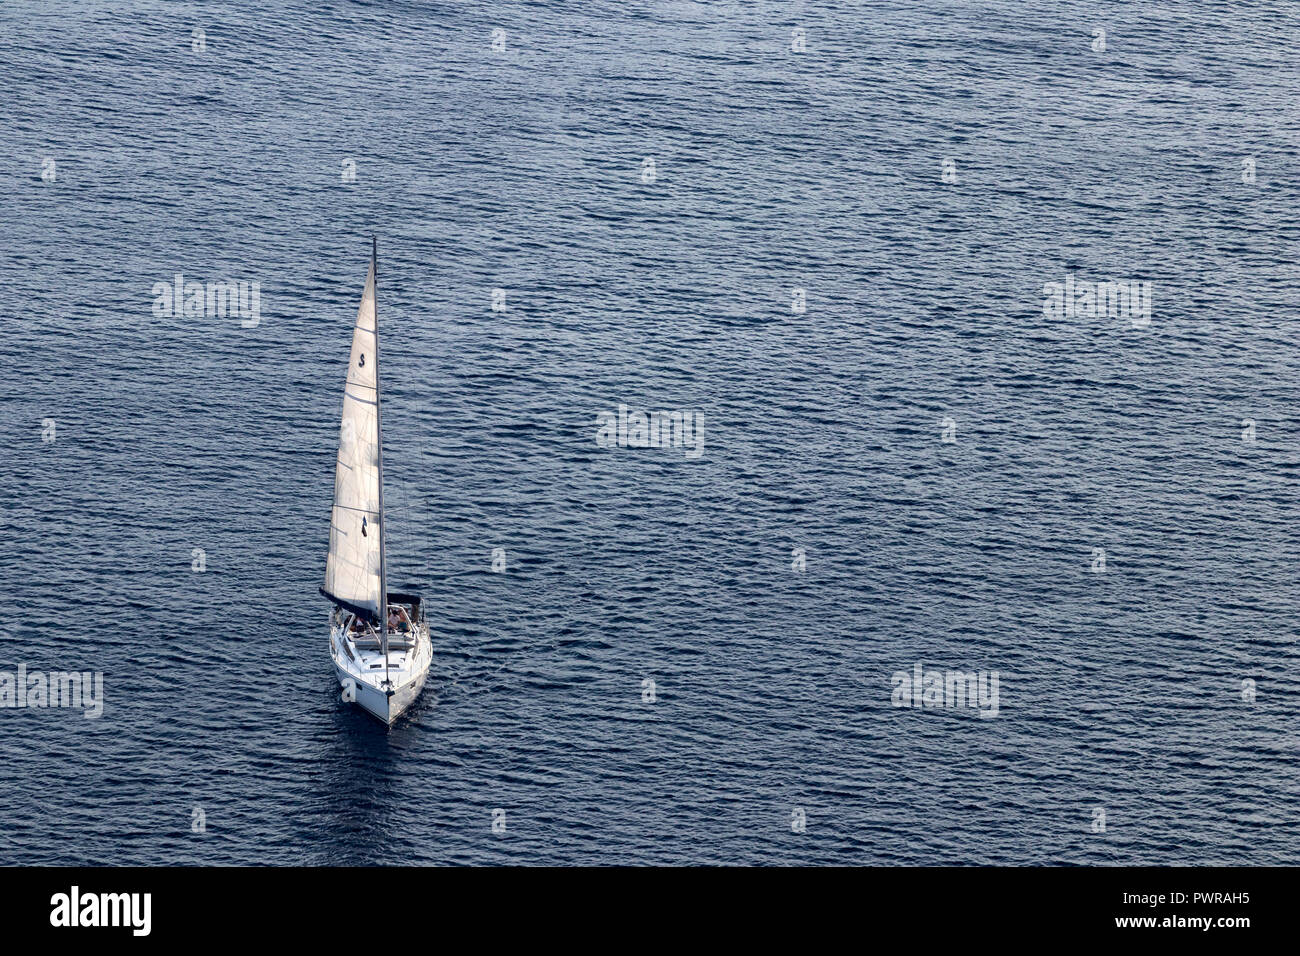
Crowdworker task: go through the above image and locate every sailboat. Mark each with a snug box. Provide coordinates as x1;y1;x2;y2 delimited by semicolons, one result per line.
321;239;432;725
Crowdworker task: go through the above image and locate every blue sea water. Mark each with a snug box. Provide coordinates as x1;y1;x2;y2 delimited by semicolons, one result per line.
2;0;1299;865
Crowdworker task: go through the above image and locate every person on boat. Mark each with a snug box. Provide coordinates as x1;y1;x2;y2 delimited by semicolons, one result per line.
388;606;412;634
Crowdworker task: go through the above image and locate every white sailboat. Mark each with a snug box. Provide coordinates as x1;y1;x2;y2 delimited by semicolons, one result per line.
321;239;431;725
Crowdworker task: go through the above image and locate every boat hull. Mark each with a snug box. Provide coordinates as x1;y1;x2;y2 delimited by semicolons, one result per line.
330;624;431;726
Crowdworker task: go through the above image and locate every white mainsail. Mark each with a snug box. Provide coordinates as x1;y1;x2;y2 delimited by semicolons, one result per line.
323;255;386;622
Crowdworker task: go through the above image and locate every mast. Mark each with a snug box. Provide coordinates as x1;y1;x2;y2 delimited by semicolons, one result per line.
372;235;392;694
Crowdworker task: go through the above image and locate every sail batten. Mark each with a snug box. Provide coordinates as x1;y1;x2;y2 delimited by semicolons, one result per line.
323;256;385;623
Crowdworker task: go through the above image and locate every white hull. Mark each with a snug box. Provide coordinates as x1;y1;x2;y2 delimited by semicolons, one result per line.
330;621;431;726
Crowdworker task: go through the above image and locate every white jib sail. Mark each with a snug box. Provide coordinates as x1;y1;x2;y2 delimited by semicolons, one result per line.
323;258;384;621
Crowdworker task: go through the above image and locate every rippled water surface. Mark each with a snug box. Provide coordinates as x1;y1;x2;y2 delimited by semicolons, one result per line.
2;0;1299;865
